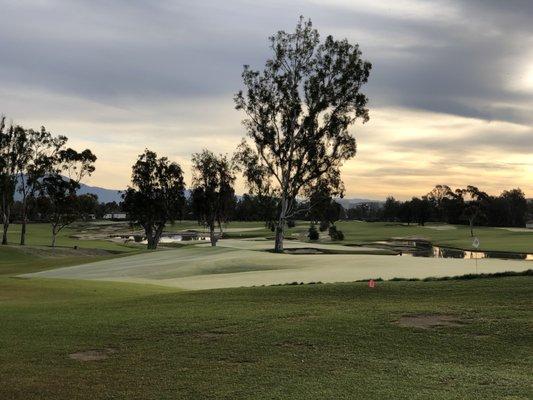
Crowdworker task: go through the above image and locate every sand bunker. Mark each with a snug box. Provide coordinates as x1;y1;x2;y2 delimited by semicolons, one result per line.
423;225;457;231
69;348;117;361
396;314;465;329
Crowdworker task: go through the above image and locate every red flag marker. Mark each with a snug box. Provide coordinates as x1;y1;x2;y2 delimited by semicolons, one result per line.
368;279;376;288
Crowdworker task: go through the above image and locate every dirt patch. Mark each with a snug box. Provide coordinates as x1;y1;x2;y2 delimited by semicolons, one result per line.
69;348;117;362
395;314;466;329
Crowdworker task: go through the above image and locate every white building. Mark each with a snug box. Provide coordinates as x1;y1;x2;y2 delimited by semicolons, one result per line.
103;213;128;220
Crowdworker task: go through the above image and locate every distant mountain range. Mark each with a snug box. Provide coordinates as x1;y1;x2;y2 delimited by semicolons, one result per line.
15;175;382;207
14;175;124;203
77;183;123;203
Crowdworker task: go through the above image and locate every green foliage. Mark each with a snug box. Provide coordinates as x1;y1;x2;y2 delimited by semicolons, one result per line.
308;224;319;240
122;149;185;250
191;149;236;246
235;17;371;251
328;225;344;241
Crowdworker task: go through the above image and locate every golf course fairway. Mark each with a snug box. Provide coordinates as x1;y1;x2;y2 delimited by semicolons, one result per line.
22;239;532;290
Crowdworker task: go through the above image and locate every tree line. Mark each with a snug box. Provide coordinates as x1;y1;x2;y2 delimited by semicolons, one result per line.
350;184;531;236
3;18;372;252
6;18;528;252
0;117;96;247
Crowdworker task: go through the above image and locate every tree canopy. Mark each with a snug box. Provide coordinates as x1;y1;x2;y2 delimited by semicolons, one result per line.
122;149;185;250
234;17;371;251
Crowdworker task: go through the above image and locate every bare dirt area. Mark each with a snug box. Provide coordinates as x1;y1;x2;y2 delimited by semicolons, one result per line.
395;314;466;329
68;348;117;362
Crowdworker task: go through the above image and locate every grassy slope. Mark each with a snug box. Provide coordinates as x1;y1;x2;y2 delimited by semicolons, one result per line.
0;276;531;400
24;241;532;290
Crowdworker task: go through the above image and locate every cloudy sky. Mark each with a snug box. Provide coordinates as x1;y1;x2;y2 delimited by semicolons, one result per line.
1;0;532;199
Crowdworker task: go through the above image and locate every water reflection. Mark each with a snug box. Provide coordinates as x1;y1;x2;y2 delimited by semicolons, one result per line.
387;242;533;261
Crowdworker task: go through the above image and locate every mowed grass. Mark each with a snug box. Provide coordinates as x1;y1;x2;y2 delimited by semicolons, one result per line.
1;276;532;400
24;240;532;290
1;221;532;399
334;221;533;253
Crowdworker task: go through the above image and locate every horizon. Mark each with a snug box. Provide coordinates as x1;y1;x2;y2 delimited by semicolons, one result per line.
1;0;532;199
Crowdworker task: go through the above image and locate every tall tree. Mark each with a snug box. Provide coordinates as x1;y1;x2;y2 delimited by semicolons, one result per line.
17;127;67;245
382;196;401;221
234;17;371;252
459;186;488;237
40;148;96;247
0;119;27;245
500;188;527;227
191;150;236;246
122;150;185;250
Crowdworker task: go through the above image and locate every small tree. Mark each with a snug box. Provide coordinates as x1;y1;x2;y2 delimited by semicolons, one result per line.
234;17;371;252
191;150;236;246
308;224;319;241
122;150;185;250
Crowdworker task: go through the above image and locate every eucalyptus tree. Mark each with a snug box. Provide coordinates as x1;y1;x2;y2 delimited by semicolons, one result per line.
234;17;371;252
40;148;97;247
0;119;27;245
191;149;236;246
17;127;67;245
459;186;488;237
122;150;185;250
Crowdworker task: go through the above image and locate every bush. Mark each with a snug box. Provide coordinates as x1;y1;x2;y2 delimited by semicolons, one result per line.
319;220;330;232
328;225;344;241
287;219;296;228
308;225;319;241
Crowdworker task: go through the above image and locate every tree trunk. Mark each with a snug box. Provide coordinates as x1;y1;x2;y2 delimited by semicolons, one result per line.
51;229;57;248
470;219;474;237
20;208;27;245
274;225;284;252
209;223;217;247
2;221;8;245
274;197;288;253
20;221;27;246
146;230;156;250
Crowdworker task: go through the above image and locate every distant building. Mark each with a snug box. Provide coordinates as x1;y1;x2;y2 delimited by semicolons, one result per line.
103;213;128;220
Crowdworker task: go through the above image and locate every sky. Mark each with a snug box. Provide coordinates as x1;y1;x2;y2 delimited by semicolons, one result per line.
1;0;532;200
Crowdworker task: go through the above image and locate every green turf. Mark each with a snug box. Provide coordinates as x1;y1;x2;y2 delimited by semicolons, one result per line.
1;220;532;399
0;275;531;399
332;221;533;253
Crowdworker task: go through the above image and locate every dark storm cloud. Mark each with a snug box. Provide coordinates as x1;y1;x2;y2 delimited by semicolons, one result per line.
0;0;532;124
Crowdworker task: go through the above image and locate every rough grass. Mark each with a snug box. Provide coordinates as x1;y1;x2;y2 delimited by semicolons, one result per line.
0;276;531;399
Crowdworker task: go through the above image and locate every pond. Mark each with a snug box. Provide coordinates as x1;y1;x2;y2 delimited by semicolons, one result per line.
372;240;533;261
